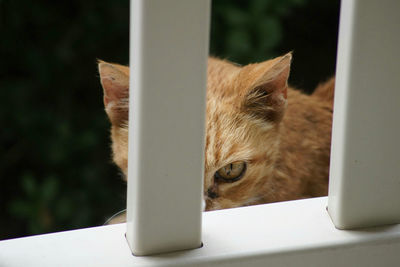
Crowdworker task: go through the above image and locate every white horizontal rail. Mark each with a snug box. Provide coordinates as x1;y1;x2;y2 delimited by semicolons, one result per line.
1;197;400;266
328;0;400;229
127;0;210;255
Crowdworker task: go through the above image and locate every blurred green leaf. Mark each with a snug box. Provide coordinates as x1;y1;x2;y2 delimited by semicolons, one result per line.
9;200;32;218
21;173;36;197
41;176;58;202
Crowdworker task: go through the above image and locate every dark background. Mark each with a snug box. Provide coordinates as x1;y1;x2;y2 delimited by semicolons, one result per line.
0;0;339;240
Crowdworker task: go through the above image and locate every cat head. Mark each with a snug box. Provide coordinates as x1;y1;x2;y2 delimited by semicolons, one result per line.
98;53;291;211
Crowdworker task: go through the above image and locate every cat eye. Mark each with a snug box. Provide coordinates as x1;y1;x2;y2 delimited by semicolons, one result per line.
214;161;247;182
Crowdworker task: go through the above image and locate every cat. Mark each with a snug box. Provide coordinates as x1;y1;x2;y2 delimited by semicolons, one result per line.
98;53;334;221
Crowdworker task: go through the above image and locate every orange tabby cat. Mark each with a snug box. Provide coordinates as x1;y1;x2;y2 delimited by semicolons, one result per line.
99;53;333;216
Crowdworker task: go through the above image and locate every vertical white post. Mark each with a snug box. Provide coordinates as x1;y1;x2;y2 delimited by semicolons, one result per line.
127;0;210;255
328;0;400;229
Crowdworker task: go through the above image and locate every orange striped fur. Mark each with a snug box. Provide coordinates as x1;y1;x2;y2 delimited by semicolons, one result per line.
99;53;333;213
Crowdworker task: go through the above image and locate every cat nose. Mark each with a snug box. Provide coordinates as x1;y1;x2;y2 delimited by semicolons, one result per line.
207;188;218;199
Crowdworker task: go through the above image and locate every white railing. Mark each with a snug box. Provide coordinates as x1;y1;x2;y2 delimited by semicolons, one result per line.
1;0;400;266
328;0;400;229
126;0;210;255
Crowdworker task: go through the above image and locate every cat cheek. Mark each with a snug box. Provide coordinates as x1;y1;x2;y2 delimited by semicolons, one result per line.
204;198;219;211
202;198;206;211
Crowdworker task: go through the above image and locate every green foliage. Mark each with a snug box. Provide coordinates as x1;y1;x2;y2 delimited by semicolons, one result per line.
0;0;339;240
211;0;308;63
0;0;128;239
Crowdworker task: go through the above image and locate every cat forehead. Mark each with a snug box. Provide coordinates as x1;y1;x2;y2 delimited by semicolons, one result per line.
205;103;275;164
207;57;240;74
206;58;241;97
206;56;281;101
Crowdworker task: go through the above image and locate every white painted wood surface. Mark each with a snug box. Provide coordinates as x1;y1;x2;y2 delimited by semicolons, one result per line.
1;197;400;267
328;0;400;229
127;0;210;255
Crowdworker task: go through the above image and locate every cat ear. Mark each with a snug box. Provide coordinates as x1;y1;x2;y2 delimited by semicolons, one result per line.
98;61;129;126
241;52;292;123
